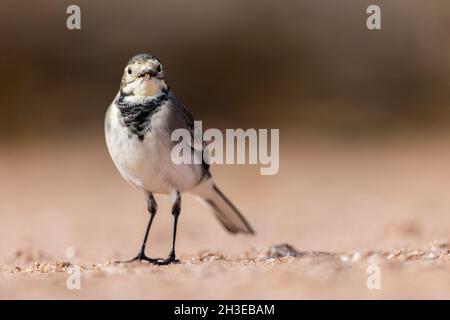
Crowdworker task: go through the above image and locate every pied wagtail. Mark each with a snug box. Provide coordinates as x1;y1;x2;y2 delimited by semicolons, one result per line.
105;53;254;265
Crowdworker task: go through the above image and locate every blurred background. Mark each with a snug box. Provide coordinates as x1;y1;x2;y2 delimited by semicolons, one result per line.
1;0;449;140
1;0;450;299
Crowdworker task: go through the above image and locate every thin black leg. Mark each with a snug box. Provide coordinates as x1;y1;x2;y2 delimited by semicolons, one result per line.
116;192;159;264
157;191;181;265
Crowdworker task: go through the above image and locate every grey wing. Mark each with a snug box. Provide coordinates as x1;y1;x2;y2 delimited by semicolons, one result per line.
167;92;211;176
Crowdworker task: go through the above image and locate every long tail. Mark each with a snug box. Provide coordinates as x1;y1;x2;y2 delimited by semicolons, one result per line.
191;179;255;234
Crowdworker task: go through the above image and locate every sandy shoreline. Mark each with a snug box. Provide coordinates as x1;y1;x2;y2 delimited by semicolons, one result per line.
2;135;450;299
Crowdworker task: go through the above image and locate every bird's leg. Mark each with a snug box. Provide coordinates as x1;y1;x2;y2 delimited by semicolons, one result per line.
116;192;159;264
156;191;181;265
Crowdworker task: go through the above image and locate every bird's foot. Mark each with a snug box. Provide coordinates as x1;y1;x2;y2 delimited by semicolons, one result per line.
155;252;180;265
115;251;159;264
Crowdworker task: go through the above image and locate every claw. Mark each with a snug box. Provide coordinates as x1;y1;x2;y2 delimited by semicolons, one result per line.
155;253;180;265
115;252;159;264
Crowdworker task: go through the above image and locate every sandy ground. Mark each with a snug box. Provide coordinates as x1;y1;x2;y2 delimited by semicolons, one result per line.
2;132;450;299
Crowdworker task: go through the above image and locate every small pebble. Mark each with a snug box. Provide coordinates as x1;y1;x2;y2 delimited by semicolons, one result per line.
266;244;302;259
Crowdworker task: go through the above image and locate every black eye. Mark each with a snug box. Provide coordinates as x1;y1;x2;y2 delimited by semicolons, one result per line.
127;68;132;75
156;64;162;72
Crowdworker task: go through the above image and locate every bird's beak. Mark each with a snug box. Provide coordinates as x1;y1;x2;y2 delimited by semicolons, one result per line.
137;68;157;78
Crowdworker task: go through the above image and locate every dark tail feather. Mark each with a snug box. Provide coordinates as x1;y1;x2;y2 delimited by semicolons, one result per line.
195;181;255;235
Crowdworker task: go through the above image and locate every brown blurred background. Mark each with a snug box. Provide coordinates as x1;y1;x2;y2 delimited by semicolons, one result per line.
2;0;450;299
1;0;450;141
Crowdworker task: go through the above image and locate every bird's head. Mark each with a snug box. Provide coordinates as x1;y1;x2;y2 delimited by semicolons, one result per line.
120;53;168;97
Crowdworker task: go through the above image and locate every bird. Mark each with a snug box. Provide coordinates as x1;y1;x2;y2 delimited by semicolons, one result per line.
105;53;255;265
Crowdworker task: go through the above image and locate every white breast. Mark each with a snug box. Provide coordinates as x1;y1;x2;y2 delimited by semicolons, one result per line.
105;100;202;194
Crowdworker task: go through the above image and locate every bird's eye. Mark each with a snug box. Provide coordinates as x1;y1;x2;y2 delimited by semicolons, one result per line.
127;68;132;75
156;64;162;72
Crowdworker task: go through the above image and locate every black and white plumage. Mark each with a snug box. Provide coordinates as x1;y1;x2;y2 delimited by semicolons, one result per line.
105;53;254;265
